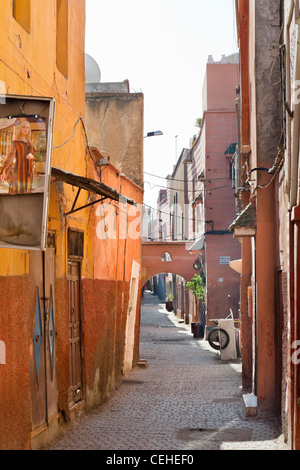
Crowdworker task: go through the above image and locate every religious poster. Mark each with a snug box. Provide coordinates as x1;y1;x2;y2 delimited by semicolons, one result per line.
0;96;55;250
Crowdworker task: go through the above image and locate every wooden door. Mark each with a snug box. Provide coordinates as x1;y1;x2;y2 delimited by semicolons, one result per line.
68;261;83;407
30;246;58;434
44;248;57;424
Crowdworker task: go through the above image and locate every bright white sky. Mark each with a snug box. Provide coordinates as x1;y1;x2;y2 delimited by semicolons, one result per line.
85;0;238;208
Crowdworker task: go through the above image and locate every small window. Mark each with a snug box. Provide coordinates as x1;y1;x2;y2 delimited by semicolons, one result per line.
13;0;31;33
56;0;69;77
68;229;84;258
230;155;236;189
162;252;172;262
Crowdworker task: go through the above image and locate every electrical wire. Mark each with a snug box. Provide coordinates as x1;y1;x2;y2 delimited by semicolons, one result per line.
143;203;206;223
144;171;231;183
53;117;81;149
144;181;232;193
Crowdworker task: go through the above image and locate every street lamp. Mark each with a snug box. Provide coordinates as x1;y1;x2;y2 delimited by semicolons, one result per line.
144;130;163;138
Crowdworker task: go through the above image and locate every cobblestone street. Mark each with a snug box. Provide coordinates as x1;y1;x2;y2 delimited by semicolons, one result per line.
45;291;288;451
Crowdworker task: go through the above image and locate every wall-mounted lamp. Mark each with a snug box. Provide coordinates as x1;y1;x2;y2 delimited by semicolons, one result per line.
144;131;163;138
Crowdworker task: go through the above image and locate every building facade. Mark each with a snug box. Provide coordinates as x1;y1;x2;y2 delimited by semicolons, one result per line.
188;56;241;325
233;0;300;450
0;0;143;450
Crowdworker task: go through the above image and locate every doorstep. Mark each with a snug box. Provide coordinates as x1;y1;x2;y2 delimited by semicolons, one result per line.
242;393;258;417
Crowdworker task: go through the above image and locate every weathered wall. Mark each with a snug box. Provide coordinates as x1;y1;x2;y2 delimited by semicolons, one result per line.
0;0;86;449
0;276;31;450
0;0;143;449
251;0;282;411
206;234;241;322
279;0;300;448
82;279;128;408
253;1;282;168
85;92;144;188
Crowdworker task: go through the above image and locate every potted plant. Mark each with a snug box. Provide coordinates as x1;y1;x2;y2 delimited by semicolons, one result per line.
186;275;205;338
35;152;46;174
35;132;47;173
165;294;174;312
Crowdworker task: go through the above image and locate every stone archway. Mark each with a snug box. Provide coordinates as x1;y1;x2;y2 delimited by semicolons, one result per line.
141;241;203;286
141;241;205;328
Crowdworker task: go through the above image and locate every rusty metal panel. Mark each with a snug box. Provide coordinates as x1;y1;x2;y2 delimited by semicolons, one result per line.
30;251;47;431
44;247;58;424
48;286;55;376
30;246;58;432
33;287;43;383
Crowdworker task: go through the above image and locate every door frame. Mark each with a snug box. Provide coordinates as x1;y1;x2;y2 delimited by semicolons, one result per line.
67;228;85;414
30;231;59;446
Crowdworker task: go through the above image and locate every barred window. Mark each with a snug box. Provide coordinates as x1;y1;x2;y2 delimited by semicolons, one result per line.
68;229;84;258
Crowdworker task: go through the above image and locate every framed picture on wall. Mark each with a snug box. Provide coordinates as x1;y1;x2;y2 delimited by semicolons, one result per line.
0;95;55;250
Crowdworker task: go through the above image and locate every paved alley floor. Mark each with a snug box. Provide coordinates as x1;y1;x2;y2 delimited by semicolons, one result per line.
45;292;288;451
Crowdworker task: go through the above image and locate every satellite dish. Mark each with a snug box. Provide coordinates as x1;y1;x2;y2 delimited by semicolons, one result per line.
85;54;101;84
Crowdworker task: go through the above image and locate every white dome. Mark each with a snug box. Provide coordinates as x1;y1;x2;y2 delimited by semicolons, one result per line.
85;54;101;84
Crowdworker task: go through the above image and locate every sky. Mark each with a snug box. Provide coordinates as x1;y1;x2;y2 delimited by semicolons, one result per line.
85;0;238;209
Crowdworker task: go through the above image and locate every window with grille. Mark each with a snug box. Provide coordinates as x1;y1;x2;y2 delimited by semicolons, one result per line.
68;229;84;258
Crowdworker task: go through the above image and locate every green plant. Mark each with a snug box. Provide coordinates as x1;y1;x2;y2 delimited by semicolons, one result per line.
186;275;205;300
166;294;173;302
35;151;43;162
195;117;203;129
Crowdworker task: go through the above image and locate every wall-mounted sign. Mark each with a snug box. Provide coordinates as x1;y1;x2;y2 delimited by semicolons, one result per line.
219;256;231;265
0;95;55;250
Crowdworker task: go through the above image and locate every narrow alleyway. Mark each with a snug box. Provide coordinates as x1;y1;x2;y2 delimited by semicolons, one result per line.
45;291;288;451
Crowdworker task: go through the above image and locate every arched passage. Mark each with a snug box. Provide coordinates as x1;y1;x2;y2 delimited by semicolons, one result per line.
141;241;205;326
141;241;203;287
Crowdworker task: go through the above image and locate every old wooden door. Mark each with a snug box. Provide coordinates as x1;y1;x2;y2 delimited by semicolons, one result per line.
30;244;58;436
67;261;83;407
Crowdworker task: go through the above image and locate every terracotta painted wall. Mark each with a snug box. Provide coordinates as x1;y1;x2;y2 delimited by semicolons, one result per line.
81;162;143;409
191;61;241;323
0;276;32;450
141;241;199;286
206;234;241;322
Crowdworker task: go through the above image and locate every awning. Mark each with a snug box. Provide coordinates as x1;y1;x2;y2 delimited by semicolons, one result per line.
229;202;256;238
189;236;205;251
51;167;136;216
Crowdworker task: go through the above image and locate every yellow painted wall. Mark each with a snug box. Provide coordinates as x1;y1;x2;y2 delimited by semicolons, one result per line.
0;0;86;277
0;0;143;280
